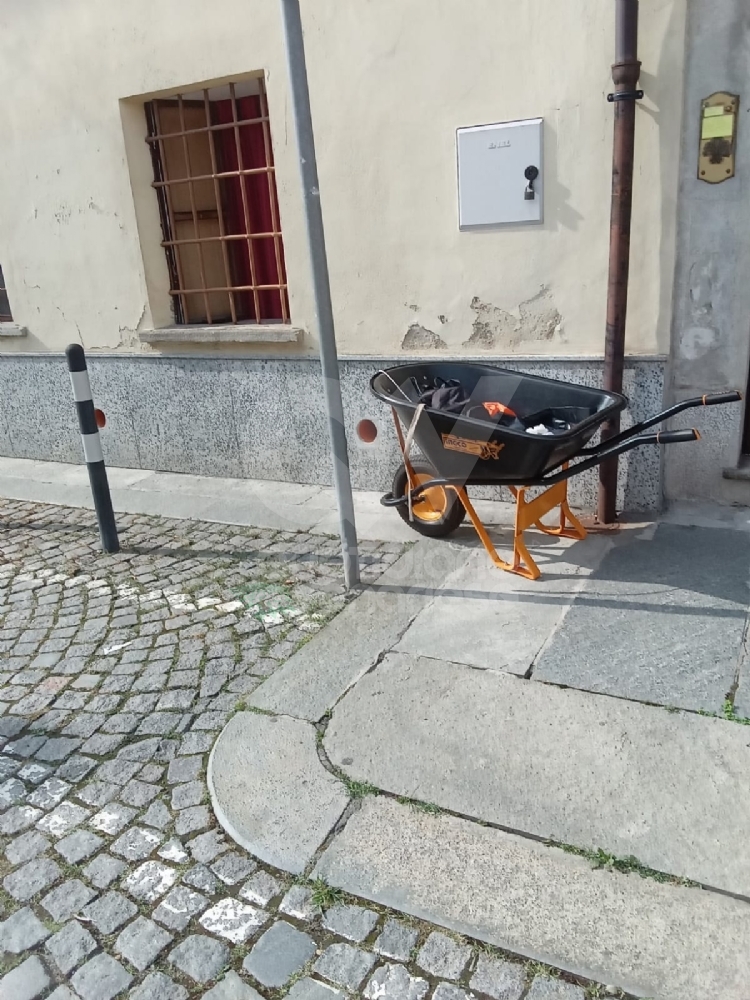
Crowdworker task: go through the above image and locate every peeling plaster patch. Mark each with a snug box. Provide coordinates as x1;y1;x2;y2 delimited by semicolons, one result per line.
465;300;516;349
680;325;719;361
115;303;149;351
464;286;562;349
674;254;728;388
679;256;720;361
401;324;447;351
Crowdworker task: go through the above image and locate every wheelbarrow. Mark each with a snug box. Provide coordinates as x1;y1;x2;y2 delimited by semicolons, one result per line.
371;362;742;580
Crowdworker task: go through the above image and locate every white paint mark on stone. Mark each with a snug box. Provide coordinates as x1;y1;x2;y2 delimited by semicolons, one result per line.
199;898;267;943
0;778;26;809
103;641;134;655
216;601;245;613
124;861;179;902
89;804;136;835
37;802;90;839
158;839;189;863
167;593;192;606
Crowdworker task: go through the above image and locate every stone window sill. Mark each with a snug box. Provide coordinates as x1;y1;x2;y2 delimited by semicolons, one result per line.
139;324;303;345
0;324;28;337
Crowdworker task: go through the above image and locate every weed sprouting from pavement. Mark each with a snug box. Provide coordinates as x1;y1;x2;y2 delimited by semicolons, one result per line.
666;700;750;726
342;777;378;799
270;960;315;998
555;843;699;887
584;986;605;998
723;699;750;725
526;961;559;981
396;796;444;815
309;877;344;910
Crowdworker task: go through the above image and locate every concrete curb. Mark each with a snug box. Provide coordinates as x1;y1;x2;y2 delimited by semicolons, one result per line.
314;797;750;1000
207;712;350;875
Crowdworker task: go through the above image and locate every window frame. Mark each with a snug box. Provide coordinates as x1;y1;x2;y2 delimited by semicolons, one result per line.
0;264;13;323
144;76;289;327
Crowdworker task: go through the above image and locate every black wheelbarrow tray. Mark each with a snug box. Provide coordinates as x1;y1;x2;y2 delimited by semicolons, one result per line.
371;362;742;580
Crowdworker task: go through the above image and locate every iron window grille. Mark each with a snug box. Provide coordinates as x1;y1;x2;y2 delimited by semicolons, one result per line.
145;77;289;326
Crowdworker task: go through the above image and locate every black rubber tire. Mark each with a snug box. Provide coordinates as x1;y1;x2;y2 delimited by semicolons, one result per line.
391;461;466;538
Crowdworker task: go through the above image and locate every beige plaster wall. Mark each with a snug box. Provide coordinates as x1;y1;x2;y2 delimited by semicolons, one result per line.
0;0;686;358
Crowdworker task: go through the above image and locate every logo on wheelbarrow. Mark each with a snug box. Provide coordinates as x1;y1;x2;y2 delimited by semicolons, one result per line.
441;434;505;461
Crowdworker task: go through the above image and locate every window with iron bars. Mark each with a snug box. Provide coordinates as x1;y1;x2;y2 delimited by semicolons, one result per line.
0;266;12;323
145;77;289;326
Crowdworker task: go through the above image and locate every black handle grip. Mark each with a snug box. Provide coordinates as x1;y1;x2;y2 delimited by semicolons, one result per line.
656;429;700;444
702;391;743;406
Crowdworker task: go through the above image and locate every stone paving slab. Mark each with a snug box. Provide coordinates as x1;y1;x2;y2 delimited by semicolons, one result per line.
314;797;750;1000
396;534;611;675
242;920;316;987
0;955;50;1000
249;539;470;721
533;524;750;711
208;713;350;874
325;651;750;895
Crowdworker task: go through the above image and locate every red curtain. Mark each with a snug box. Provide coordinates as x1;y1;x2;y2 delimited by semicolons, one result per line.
211;96;286;321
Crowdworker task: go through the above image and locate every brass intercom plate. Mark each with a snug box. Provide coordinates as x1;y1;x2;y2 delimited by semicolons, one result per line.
698;92;739;183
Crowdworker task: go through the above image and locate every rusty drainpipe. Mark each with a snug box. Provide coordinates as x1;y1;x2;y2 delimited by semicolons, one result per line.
597;0;642;524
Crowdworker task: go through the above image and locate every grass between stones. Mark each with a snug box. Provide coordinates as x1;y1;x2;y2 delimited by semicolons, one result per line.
554;843;700;888
308;877;344;910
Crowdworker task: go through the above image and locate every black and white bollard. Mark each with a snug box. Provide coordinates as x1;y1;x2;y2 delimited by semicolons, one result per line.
65;344;119;553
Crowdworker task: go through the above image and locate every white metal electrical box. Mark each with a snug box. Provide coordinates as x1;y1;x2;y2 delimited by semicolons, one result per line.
457;117;543;228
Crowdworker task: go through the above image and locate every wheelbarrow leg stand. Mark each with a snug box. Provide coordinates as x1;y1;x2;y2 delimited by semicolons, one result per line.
509;479;587;578
453;487;523;576
456;477;587;581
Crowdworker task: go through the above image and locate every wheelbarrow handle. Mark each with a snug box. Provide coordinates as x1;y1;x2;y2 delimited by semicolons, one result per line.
653;428;701;444
702;390;743;406
580;389;742;456
536;428;702;485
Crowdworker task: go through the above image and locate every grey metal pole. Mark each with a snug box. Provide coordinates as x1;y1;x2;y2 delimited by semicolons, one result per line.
280;0;360;588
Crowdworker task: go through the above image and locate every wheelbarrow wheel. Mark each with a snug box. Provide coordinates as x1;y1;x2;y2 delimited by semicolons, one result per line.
391;462;466;538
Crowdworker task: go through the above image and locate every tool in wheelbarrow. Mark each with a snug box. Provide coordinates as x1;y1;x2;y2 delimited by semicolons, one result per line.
371;362;743;581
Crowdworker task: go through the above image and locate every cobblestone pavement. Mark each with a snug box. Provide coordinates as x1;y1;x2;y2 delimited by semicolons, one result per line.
0;499;610;1000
